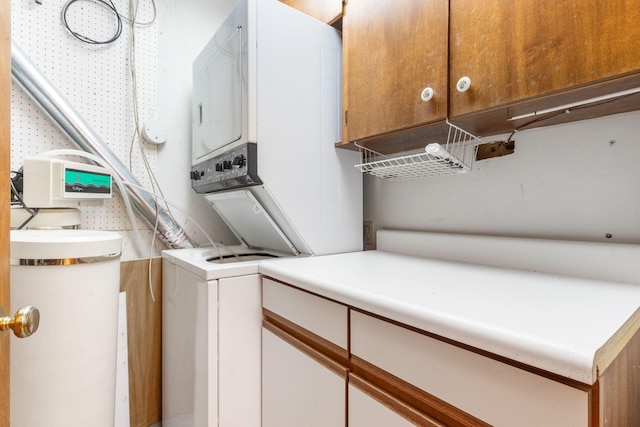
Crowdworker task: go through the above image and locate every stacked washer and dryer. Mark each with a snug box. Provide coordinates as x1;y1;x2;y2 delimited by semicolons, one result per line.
161;0;362;425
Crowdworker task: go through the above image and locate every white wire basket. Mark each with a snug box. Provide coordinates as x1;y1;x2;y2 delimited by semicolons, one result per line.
354;120;483;180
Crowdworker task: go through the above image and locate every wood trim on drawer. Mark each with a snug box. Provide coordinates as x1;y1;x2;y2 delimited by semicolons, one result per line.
351;355;492;427
263;308;349;366
350;373;446;427
263;318;349;379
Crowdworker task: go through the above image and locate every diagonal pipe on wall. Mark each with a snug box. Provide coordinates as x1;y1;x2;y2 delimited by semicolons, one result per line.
10;40;194;250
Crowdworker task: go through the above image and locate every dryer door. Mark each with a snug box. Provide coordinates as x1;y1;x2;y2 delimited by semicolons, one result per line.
192;26;244;162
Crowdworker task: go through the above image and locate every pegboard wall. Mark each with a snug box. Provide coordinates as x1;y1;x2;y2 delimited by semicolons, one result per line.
11;0;162;259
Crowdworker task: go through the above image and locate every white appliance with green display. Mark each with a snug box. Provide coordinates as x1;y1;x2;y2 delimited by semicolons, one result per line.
22;157;112;208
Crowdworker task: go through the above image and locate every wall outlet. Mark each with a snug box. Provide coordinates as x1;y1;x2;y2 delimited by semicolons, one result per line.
363;220;375;249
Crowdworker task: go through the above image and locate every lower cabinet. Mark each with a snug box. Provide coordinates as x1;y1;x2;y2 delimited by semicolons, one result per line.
262;277;634;427
262;277;349;427
262;325;347;427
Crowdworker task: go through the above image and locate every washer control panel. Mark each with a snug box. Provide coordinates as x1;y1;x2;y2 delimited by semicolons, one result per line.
191;143;261;193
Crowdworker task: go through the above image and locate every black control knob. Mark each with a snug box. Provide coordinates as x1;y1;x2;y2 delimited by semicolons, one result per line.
215;163;223;172
223;160;232;170
232;154;246;168
190;170;204;181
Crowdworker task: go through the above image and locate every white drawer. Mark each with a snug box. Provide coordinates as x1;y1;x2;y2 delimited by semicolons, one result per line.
262;277;348;349
350;310;589;427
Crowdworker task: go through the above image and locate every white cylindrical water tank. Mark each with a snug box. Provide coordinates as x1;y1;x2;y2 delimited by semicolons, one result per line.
10;229;122;427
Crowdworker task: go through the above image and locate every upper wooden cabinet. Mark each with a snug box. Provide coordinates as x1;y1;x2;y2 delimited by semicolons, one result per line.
339;0;640;152
341;0;449;152
279;0;343;25
449;0;640;136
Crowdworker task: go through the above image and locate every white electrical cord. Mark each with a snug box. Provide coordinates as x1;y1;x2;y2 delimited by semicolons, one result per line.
125;0;182;299
121;0;156;27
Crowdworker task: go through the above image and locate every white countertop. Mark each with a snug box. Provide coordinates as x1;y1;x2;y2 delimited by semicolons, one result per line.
259;250;640;384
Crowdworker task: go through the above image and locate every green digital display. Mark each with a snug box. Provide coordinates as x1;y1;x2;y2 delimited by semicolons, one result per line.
64;168;111;194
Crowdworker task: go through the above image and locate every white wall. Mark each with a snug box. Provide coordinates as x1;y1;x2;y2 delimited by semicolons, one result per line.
156;0;238;249
364;111;640;244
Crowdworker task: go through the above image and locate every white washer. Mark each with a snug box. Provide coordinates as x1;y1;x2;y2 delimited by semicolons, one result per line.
162;246;287;427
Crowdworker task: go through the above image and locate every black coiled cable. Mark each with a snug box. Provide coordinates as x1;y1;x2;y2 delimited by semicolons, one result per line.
61;0;123;45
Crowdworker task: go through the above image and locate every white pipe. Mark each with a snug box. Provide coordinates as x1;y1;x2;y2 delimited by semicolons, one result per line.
11;40;193;249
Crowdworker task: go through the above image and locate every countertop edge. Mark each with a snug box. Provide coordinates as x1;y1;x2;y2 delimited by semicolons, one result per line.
593;306;640;378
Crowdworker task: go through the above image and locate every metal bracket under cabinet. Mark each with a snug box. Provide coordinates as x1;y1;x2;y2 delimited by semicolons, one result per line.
354;120;484;180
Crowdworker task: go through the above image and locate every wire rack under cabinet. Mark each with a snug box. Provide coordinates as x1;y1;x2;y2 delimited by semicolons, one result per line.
354;120;484;180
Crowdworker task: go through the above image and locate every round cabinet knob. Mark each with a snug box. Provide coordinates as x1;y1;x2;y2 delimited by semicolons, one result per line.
420;87;434;102
456;76;472;92
0;306;40;338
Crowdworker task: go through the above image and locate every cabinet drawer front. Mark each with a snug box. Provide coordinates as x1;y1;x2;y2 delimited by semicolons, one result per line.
351;311;589;427
262;277;348;349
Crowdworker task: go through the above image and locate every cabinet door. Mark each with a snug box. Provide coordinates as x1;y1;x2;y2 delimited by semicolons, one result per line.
449;0;640;118
349;376;444;427
349;384;419;427
344;0;448;144
262;325;347;427
280;0;343;24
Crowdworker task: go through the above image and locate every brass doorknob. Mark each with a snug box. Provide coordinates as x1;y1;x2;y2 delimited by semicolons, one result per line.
0;306;40;338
